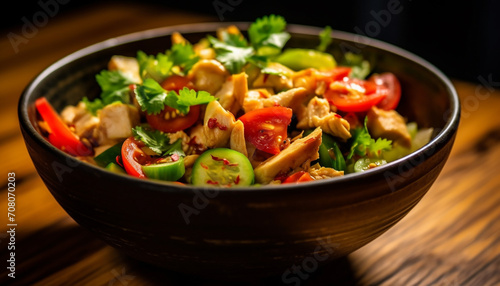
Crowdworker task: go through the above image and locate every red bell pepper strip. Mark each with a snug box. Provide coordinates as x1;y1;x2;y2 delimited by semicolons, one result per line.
35;97;93;156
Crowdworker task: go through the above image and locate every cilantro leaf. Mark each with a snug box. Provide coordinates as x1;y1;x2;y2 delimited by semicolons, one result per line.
135;79;215;115
135;78;169;115
136;43;199;82
208;35;254;74
137;50;173;83
82;70;135;114
96;70;135;104
132;126;171;154
169;43;200;74
347;117;392;159
248;14;289;50
317;26;333;52
168;87;215;115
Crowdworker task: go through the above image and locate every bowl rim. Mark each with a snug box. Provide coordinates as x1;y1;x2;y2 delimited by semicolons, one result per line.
18;21;460;193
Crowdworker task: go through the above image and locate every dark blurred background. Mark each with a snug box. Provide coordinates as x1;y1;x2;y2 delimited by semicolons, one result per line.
3;0;499;85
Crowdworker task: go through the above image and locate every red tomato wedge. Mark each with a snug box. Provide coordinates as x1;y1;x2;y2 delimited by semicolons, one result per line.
369;72;402;110
238;106;293;155
318;66;352;83
324;77;386;113
35;97;93;156
145;75;199;133
121;137;150;178
282;171;314;184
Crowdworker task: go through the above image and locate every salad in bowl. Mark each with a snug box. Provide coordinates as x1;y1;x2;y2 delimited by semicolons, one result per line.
35;15;432;187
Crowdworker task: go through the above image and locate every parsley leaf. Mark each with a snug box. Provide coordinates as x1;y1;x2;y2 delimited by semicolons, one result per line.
135;79;215;115
347;117;392;159
132;126;185;156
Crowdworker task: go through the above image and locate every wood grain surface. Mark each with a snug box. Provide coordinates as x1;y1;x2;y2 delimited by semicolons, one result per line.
1;3;499;285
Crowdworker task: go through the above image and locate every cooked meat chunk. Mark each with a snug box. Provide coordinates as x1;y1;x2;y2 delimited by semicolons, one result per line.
253;127;322;184
96;103;140;145
297;97;351;140
367;106;412;148
107;55;142;84
203;100;236;148
188;59;229;94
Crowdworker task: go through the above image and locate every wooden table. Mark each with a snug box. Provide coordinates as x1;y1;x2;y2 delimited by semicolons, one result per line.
1;3;499;285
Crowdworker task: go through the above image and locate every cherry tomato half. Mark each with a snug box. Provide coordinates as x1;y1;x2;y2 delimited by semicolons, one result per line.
121;137;150;178
369;72;402;110
146;105;200;133
238;106;293;155
324;77;386;113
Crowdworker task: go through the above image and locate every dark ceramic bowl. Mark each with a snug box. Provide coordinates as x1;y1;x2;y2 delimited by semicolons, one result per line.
18;22;460;278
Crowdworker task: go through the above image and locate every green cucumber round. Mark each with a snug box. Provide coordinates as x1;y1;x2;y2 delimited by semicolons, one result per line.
142;157;185;181
191;148;254;187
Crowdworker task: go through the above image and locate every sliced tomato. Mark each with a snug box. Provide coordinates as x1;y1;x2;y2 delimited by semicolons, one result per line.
318;66;352;83
146;105;200;133
324;77;386;113
121;137;150;178
35;97;93;156
282;171;314;184
146;75;199;133
238;106;293;155
369;72;401;110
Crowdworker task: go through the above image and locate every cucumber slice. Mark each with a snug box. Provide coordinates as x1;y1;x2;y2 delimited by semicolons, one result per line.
354;158;387;172
94;142;123;167
142;157;185;182
191;148;254;187
105;162;126;174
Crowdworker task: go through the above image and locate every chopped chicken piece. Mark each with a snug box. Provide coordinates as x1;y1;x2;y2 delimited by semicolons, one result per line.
107;55;142;84
230;120;247;157
203;100;236;148
217;25;244;41
96;103;140;145
188;59;229;94
297;97;351;140
242;87;309;114
308;163;344;180
73;113;99;139
60;102;99;140
167;130;191;153
253;127;323;184
367;106;412;148
251;62;294;91
60;102;88;125
193;38;215;59
215;72;248;115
